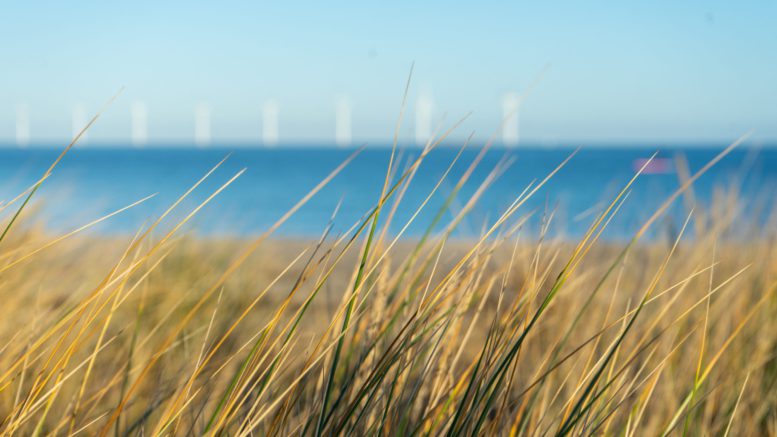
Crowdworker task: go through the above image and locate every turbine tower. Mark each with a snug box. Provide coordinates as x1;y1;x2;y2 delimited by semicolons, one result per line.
262;100;279;146
72;103;88;143
194;103;211;147
502;92;520;147
15;104;30;147
335;96;352;147
415;95;433;146
131;102;148;147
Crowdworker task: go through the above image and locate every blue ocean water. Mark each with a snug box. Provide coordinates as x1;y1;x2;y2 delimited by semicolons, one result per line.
0;146;774;241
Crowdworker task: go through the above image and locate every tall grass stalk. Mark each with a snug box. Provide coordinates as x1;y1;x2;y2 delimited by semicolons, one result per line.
0;103;773;436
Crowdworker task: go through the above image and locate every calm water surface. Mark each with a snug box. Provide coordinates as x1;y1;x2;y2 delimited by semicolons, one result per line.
0;145;774;240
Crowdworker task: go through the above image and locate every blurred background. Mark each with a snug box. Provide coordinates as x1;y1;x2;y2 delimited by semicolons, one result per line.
0;0;775;238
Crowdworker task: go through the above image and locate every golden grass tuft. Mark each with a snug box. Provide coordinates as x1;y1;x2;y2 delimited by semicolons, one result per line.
0;126;775;435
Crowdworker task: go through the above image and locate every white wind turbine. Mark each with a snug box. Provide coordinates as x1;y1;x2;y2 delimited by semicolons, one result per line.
15;104;30;147
131;102;148;147
415;94;433;146
502;92;520;147
194;102;211;147
262;100;279;146
335;96;352;147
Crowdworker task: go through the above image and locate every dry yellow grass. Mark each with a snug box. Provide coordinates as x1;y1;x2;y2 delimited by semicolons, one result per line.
0;124;775;435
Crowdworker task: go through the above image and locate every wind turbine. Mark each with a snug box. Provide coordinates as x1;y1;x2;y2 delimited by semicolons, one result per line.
502;92;520;147
262;100;279;146
72;103;88;143
415;94;433;146
194;103;211;147
335;96;352;147
131;102;148;147
15;104;30;147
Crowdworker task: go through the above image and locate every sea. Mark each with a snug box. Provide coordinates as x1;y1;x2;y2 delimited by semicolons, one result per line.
0;145;775;241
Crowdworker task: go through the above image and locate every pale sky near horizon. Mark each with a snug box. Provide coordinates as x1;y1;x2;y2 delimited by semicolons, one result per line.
1;0;776;146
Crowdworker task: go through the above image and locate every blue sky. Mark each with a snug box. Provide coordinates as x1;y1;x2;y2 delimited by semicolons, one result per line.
1;0;776;145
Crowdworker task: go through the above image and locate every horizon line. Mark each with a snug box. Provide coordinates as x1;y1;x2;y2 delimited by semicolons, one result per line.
0;140;775;149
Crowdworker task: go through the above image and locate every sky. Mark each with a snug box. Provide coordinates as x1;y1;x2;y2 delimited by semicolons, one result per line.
1;0;776;146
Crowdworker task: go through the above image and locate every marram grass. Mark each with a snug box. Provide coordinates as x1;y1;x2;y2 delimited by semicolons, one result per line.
0;134;775;436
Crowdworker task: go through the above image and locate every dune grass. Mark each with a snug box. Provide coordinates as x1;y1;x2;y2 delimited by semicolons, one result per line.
0;115;775;436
